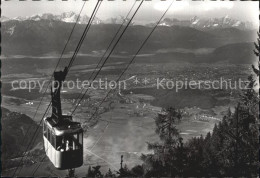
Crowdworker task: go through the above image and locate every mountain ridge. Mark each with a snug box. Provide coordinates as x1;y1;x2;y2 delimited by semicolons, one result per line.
2;19;257;56
1;12;256;30
159;15;255;30
1;11;101;24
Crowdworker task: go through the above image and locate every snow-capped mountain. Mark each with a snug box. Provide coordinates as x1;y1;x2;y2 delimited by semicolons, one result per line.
59;11;78;22
2;13;256;30
104;16;124;24
103;15;134;25
13;16;28;21
159;15;255;30
1;16;10;22
1;12;102;24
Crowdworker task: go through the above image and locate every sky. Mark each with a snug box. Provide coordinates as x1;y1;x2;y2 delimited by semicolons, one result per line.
2;0;259;25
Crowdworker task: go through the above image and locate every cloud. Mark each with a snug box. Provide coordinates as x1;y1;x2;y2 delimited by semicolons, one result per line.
202;1;234;11
154;1;189;12
153;1;233;13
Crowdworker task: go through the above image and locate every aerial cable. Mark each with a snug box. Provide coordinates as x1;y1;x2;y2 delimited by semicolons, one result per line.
82;0;174;129
19;2;102;175
67;0;102;71
71;0;137;113
35;2;172;176
13;102;52;176
32;2;140;174
15;0;88;161
30;4;104;174
12;1;101;176
71;0;144;115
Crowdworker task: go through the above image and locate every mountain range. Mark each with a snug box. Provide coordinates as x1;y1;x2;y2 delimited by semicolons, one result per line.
1;12;102;24
1;12;256;30
2;18;257;55
1;12;258;65
158;15;255;30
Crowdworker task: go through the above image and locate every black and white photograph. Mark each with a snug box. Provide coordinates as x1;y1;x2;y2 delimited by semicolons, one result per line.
1;0;259;177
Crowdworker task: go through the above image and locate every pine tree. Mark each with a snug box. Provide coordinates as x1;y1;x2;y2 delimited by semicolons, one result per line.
131;165;144;177
136;32;260;178
87;165;103;178
87;166;95;177
142;107;183;177
117;164;132;177
105;168;115;178
92;165;103;178
201;32;260;176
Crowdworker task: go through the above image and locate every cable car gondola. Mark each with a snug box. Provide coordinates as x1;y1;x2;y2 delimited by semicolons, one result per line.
43;68;83;170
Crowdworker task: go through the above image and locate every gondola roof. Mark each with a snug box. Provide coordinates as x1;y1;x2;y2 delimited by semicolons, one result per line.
45;115;83;136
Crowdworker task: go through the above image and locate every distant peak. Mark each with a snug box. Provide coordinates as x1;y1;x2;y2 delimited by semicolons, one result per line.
224;14;230;19
3;11;102;25
153;16;255;30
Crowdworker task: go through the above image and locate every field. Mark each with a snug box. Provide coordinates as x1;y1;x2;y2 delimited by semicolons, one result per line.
1;55;251;176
